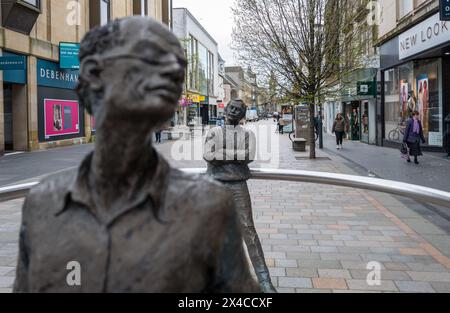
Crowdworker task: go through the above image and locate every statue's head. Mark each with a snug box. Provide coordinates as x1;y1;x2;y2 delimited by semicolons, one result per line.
225;99;247;125
77;17;186;129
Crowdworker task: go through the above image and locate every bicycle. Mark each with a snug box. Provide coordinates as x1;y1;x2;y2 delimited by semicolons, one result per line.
388;124;406;142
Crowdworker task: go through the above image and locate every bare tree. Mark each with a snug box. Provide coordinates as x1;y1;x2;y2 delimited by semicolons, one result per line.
232;0;369;159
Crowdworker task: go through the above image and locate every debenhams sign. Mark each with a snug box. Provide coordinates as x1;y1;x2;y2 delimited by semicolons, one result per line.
399;13;450;60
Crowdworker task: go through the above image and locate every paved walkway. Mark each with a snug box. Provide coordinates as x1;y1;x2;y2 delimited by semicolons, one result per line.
322;133;450;192
1;121;450;293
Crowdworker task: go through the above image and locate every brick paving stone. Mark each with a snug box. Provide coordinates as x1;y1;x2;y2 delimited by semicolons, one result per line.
350;270;410;281
0;276;14;288
276;288;296;293
286;252;320;260
320;253;362;261
286;268;319;278
430;282;450;292
298;260;342;270
340;261;386;270
310;246;338;253
395;281;435;293
399;248;429;256
360;254;392;262
296;288;332;293
313;278;348;290
407;272;450;283
275;259;298;268
278;277;312;289
268;268;286;277
382;262;410;271
406;263;447;272
0;266;14;276
318;269;352;279
346;279;399;292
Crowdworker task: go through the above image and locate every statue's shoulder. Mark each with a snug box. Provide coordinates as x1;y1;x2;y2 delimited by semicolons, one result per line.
167;168;231;207
24;168;77;216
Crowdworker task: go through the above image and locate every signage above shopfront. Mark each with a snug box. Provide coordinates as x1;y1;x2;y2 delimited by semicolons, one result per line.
399;13;450;60
0;56;26;70
59;42;80;70
1;52;27;84
357;81;376;97
37;59;80;90
441;0;450;21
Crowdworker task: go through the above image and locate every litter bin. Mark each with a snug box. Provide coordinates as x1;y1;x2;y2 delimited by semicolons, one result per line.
445;114;450;157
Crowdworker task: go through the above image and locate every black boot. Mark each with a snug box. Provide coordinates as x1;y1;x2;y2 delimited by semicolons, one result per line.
414;157;419;165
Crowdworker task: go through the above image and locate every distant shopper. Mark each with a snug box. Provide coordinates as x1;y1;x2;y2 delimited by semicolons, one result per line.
155;130;162;144
403;111;426;165
278;118;285;134
332;113;346;150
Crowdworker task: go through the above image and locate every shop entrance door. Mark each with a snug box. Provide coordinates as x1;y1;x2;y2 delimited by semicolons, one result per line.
3;84;13;151
361;101;369;144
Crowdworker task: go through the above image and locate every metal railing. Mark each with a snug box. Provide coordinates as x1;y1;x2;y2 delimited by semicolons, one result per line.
1;168;450;208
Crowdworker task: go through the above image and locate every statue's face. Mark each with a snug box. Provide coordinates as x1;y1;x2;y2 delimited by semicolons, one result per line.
81;18;186;127
226;101;246;125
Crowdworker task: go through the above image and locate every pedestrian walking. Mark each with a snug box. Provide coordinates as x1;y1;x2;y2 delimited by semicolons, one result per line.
278;119;285;134
155;130;162;144
332;113;346;150
403;110;426;164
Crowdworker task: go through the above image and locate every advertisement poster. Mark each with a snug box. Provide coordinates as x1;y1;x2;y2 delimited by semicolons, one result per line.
400;80;408;119
44;99;79;138
416;75;429;133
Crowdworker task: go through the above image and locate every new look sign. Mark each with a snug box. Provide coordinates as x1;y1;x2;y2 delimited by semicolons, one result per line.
399;13;450;60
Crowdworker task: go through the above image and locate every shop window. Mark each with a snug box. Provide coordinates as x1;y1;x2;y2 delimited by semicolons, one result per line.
1;0;41;34
384;59;443;146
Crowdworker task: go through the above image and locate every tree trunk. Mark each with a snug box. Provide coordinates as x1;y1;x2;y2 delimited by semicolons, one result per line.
309;101;316;159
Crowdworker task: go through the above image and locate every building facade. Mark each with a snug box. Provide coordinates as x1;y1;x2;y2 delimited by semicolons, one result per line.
173;7;219;126
225;66;260;108
323;0;379;145
0;0;171;156
377;0;450;151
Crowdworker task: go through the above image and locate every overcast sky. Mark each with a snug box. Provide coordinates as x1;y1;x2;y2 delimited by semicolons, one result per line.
173;0;238;66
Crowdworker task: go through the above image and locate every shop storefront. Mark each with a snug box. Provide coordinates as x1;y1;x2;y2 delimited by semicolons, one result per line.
1;51;28;153
36;59;85;144
380;12;450;151
339;70;378;145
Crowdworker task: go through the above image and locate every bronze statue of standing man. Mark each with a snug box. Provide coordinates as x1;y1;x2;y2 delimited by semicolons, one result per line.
204;100;277;293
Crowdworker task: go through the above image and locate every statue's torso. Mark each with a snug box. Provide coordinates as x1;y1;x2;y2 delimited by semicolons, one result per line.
16;155;252;293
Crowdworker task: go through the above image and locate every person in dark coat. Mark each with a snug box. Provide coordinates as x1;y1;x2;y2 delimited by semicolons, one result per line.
332;113;347;150
403;111;426;164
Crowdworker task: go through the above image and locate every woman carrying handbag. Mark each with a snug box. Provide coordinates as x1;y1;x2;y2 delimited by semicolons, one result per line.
403;111;426;165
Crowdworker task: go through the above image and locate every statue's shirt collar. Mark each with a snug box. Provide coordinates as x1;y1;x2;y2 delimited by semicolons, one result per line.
55;150;170;225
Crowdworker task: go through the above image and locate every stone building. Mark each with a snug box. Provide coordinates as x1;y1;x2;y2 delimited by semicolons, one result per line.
0;0;171;156
172;7;219;126
377;0;450;152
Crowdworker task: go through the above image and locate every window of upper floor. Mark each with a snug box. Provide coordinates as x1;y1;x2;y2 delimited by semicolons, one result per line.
89;0;111;29
397;0;414;20
397;0;433;21
133;0;148;16
0;0;41;34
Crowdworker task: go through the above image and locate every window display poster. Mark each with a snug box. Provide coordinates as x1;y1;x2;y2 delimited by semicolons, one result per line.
45;99;79;138
416;74;429;133
400;80;409;119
